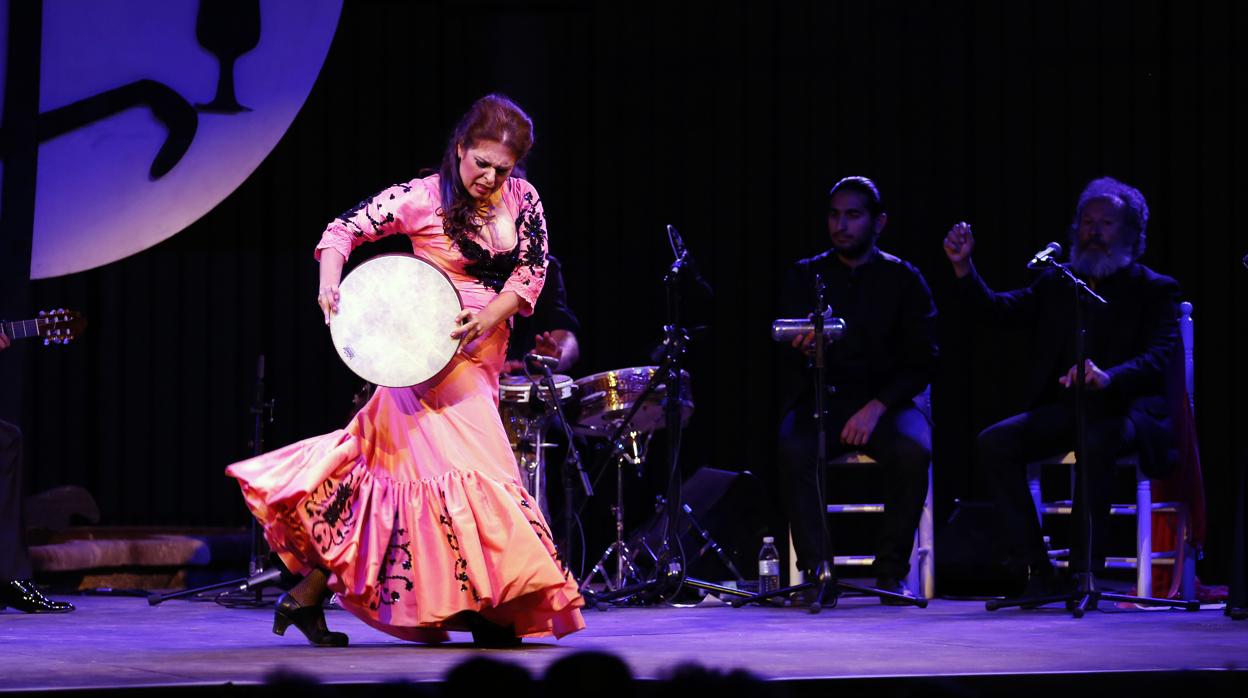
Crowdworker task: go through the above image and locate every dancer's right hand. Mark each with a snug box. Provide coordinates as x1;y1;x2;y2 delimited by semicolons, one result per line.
318;284;340;325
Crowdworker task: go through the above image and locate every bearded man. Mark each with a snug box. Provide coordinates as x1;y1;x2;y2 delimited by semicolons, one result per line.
942;177;1181;594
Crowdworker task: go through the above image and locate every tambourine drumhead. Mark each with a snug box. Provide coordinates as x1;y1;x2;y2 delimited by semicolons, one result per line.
329;254;462;388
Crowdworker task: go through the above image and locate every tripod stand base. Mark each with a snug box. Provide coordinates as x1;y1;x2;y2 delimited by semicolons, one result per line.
985;574;1201;616
730;565;927;612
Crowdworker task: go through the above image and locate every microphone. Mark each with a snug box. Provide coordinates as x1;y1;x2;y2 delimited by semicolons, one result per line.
1027;241;1063;269
524;353;559;370
666;224;713;295
667;224;687;258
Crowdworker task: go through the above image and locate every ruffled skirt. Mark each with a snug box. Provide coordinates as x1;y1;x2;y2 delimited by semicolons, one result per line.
226;348;585;642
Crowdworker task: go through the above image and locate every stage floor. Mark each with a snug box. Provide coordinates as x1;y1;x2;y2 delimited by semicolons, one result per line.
0;592;1243;693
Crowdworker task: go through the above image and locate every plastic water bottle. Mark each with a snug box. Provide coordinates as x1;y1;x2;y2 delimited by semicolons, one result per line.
758;536;781;594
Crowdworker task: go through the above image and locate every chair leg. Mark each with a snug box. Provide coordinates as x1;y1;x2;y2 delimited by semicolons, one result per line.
906;529;922;598
787;527;801;586
919;468;935;599
1177;504;1196;601
1136;470;1153;598
1027;462;1043;527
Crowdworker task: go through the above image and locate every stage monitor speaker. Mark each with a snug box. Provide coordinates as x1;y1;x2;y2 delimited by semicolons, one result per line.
626;467;773;584
935;500;1019;597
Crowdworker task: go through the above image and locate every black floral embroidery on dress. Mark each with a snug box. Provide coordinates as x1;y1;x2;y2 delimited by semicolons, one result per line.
446;192;546;293
462;243;521;293
336;182;410;237
515;192;548;282
304;473;360;554
517;493;570;580
369;525;414;610
438;496;481;602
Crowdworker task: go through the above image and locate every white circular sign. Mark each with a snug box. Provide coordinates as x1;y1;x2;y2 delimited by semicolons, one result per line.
16;0;343;278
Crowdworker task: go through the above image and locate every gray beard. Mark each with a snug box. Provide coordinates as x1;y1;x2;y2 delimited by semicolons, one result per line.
1070;244;1133;279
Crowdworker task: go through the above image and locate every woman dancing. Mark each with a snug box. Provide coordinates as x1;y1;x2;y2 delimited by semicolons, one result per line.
227;94;585;647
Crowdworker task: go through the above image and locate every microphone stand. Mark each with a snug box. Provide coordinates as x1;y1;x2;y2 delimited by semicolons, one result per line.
587;231;750;605
148;355;284;607
731;276;924;611
986;261;1198;615
523;355;593;580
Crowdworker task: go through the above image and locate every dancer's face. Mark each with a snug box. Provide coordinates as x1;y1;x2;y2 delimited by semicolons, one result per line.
457;139;517;201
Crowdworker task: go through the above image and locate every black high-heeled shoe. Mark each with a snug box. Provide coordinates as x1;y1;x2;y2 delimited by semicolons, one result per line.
463;611;522;648
272;593;349;647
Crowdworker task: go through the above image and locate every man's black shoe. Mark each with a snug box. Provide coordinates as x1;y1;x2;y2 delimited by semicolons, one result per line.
789;568;838;608
876;576;918;606
1020;568;1069;598
0;579;75;613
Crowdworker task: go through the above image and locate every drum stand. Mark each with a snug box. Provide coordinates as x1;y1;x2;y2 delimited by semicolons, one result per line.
581;429;651;591
522;356;595;578
584;226;750;606
511;412;554;525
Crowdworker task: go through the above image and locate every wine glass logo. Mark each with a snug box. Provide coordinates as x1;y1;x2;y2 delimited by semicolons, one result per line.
196;0;262;113
4;0;342;279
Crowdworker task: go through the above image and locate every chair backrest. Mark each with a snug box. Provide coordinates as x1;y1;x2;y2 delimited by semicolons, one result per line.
1179;301;1194;415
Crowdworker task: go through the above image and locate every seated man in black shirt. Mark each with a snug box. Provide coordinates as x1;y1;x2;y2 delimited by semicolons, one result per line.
943;177;1180;594
0;331;74;613
778;177;938;602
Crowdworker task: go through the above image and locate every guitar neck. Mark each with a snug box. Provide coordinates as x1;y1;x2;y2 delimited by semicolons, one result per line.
2;318;43;341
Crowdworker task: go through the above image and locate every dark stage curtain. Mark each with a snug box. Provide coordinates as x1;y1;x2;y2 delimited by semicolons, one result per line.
22;0;1248;582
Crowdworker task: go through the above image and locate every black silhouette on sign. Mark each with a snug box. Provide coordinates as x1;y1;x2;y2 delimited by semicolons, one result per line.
0;0;265;182
26;80;198;179
196;0;262;113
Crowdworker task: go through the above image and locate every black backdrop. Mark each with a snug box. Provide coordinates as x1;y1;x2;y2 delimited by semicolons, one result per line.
21;0;1247;583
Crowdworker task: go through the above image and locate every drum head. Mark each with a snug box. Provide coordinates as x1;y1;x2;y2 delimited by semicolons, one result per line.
330;254;462;387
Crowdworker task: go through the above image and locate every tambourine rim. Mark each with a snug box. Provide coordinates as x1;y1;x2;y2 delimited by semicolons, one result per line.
330;253;464;388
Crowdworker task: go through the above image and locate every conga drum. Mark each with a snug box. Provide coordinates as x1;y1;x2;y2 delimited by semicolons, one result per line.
498;373;575;523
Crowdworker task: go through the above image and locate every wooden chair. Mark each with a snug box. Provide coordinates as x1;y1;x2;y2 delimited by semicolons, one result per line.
1026;301;1197;599
787;390;936;599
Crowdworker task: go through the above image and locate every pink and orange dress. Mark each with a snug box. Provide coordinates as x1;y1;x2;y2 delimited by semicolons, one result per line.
226;175;585;642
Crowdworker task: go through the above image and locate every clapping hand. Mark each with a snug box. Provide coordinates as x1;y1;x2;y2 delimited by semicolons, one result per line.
1058;359;1112;391
943;221;975;277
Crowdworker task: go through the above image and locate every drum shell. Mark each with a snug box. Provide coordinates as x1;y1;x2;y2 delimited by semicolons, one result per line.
572;366;693;436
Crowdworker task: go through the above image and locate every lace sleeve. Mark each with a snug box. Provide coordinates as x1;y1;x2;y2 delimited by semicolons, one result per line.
314;179;434;261
501;185;548;316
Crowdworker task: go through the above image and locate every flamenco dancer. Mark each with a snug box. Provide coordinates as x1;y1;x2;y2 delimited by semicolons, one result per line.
227;94;585;647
